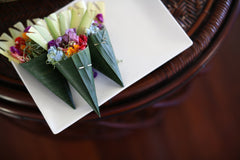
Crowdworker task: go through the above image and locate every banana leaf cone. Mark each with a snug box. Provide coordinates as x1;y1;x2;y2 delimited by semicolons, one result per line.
55;47;100;116
88;28;124;87
20;53;75;109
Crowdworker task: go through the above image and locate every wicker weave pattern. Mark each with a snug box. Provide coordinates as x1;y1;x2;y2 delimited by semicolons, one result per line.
162;0;207;32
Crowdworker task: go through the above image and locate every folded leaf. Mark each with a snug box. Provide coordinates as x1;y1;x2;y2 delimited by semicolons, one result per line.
55;47;100;116
13;22;25;32
27;19;34;26
0;48;20;63
69;7;85;29
45;13;61;39
26;27;48;50
77;6;97;34
58;10;71;35
74;0;87;12
0;33;14;51
9;28;22;39
88;28;123;87
20;53;75;108
34;25;53;42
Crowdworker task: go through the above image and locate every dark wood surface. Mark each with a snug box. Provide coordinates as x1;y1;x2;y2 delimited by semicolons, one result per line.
0;7;239;160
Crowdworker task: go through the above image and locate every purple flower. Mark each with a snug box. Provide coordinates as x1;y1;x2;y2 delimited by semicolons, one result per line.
93;68;98;78
48;40;57;49
98;24;104;30
56;36;66;48
65;28;77;35
96;14;104;23
61;34;69;45
65;28;79;43
24;26;31;32
10;46;20;55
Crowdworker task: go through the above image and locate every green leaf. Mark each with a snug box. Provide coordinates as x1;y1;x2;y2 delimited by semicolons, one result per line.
26;27;48;50
34;19;48;28
32;18;42;24
74;0;87;12
94;1;105;17
13;22;25;32
77;6;97;34
45;13;61;39
33;25;53;42
58;10;71;35
88;28;124;87
56;47;100;116
88;1;105;17
0;33;13;42
9;27;22;39
0;33;14;51
27;19;34;26
69;7;85;29
21;53;75;108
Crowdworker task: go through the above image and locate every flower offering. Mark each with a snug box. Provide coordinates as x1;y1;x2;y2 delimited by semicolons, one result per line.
87;2;124;87
45;28;100;116
0;22;75;108
47;28;88;64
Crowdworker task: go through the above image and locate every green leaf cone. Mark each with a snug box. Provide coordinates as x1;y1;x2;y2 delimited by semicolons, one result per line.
88;28;124;87
55;47;100;116
20;53;75;109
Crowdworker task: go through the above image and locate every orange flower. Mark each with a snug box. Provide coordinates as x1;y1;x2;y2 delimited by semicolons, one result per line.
22;32;29;40
66;47;74;57
65;45;81;57
20;44;26;50
73;44;80;52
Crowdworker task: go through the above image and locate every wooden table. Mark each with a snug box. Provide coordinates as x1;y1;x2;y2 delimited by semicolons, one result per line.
0;0;239;159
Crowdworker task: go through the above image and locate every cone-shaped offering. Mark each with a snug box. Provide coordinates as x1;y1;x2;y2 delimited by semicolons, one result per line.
0;22;75;108
85;2;124;87
88;28;123;87
20;53;75;108
55;47;100;116
45;28;100;116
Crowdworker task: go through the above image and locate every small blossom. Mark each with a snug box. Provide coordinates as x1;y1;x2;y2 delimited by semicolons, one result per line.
10;52;26;63
65;28;79;43
78;35;88;50
22;32;29;40
48;40;57;49
93;68;98;78
24;26;31;32
15;37;25;47
10;46;20;55
55;37;63;47
96;14;104;23
20;44;26;50
47;46;64;64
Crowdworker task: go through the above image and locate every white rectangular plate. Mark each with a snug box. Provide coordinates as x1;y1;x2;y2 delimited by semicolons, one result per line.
12;0;193;134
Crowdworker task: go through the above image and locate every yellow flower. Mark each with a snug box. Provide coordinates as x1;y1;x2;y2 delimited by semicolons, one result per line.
73;44;80;52
65;45;80;57
66;47;74;57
